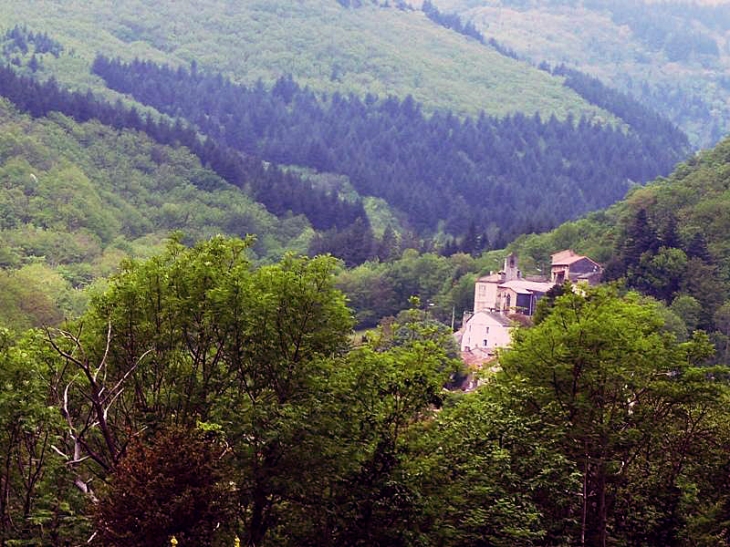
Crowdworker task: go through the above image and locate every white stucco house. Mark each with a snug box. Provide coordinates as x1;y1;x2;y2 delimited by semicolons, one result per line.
459;250;602;364
459;310;512;354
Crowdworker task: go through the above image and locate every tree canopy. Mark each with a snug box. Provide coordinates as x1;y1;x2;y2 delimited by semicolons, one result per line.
2;240;730;546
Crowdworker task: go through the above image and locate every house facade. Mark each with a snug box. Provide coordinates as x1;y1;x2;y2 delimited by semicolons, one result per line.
550;250;603;285
495;279;555;315
472;253;553;315
459;310;512;353
473;252;520;312
459;250;602;360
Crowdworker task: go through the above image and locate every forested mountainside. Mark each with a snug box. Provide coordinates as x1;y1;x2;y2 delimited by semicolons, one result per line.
336;132;730;344
0;12;688;260
504;135;730;340
0;0;696;331
0;98;317;329
426;0;730;147
90;55;686;244
4;3;730;546
0;0;608;120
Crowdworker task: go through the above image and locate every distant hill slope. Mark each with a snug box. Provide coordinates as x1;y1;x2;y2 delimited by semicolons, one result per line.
426;0;730;147
0;0;612;121
0;0;692;266
0;99;312;328
507;135;730;330
86;55;687;245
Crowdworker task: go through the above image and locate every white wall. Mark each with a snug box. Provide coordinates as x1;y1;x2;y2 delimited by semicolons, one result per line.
460;311;512;353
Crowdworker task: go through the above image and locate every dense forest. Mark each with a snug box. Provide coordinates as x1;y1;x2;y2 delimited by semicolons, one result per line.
495;135;730;352
2;237;730;546
437;0;730;146
3;3;730;546
0;0;616;124
92;55;687;247
0;58;367;234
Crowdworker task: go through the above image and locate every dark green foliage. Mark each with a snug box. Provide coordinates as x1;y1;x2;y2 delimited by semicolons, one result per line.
532;281;567;325
0;63;366;233
2;25;63;58
422;0;484;44
308;217;377;267
549;63;689;156
91;55;687;243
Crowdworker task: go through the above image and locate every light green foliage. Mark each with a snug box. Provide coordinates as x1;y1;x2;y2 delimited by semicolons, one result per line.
336;262;397;327
671;294;703;333
435;0;730;146
301;312;462;546
0;263;85;329
507;212;618;272
412;384;578;546
714;301;730;362
61;236;356;544
0;0;612;122
0;100;312;328
644;296;690;341
634;246;688;300
363;197;402;238
0;329;89;544
499;284;726;544
335;249;484;329
45;236;477;545
0;103;307;261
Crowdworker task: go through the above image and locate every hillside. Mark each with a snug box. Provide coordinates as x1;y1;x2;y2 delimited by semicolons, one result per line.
0;98;313;329
505;134;730;335
0;0;694;256
331;131;730;339
0;0;610;122
425;0;730;147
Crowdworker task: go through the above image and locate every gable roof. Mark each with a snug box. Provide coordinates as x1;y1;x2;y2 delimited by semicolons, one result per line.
551;249;584;266
551;249;601;268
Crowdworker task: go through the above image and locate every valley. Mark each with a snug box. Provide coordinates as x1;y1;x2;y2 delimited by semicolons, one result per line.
1;2;730;546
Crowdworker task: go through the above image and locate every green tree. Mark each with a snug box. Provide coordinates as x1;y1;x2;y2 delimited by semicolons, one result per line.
46;236;355;545
499;285;718;546
714;301;730;362
671;294;703;333
634;246;688;301
413;384;579;546
0;329;86;545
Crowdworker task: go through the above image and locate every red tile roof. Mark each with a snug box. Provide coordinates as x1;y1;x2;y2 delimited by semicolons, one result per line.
551;249;585;266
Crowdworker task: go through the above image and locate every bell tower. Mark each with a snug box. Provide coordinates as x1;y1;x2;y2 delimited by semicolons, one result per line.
503;252;520;281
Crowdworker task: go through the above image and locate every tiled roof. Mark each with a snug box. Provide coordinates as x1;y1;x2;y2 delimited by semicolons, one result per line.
551;249;585;266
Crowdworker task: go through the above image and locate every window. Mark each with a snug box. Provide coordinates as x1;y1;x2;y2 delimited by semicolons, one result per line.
483;339;488;347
